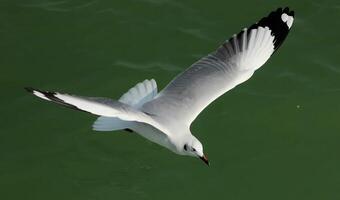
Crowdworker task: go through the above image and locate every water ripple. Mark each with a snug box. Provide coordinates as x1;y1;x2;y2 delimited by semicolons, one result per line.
178;27;212;41
19;0;98;12
134;0;186;9
313;59;340;74
113;61;182;72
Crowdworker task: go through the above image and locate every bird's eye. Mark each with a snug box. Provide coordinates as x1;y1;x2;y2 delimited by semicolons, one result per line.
184;144;188;151
192;148;196;152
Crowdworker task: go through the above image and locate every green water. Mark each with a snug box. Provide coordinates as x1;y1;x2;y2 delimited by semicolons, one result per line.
1;0;340;199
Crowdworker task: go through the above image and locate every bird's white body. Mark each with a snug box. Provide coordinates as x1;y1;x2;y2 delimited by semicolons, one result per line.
132;122;178;154
26;8;295;165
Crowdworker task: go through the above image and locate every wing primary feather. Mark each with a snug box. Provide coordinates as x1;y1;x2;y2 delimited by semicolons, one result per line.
25;87;90;113
142;7;295;126
241;28;247;52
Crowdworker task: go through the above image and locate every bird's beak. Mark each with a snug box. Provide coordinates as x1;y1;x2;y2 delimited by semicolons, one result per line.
199;155;210;166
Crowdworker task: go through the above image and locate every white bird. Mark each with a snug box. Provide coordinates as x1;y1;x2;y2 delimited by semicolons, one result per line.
26;7;294;166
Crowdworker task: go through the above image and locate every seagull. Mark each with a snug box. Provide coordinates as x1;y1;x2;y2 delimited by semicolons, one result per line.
26;7;294;166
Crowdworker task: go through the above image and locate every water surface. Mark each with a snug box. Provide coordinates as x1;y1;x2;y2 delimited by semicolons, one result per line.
1;0;340;199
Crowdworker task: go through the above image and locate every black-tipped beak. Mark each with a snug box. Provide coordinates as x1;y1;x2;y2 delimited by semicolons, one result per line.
199;155;210;166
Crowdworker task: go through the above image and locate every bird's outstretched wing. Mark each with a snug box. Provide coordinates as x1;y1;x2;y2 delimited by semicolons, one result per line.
142;7;294;127
25;87;166;133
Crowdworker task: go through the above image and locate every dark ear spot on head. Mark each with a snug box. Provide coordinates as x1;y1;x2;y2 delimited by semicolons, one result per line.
184;144;188;151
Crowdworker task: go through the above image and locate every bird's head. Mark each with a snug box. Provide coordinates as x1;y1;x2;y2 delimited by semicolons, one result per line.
182;135;209;166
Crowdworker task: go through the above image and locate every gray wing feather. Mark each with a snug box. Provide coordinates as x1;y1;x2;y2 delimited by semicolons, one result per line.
142;8;294;127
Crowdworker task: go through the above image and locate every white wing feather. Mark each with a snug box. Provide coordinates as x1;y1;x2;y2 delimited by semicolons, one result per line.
119;79;157;108
26;87;167;134
142;8;294;127
93;79;158;132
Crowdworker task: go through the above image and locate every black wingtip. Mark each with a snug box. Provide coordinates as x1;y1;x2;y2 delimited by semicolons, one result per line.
255;7;295;51
229;7;295;57
24;87;88;113
282;7;294;16
283;7;289;13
